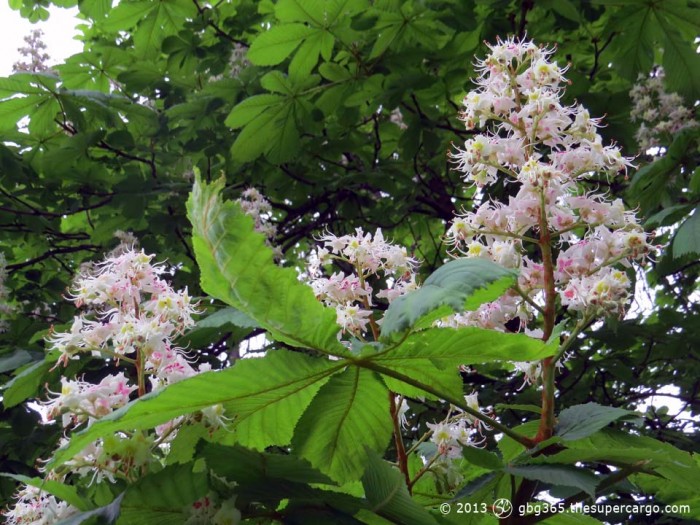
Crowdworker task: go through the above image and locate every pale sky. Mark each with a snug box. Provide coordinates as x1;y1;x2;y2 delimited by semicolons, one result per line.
0;3;82;76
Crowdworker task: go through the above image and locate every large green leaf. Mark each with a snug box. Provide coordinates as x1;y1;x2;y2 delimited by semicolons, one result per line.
116;463;207;525
659;17;700;101
378;356;463;401
225;94;285;128
48;350;343;469
380;258;517;340
672;206;700;258
361;451;439;525
247;24;315;65
555;403;639;441
554;429;700;489
504;464;598;499
376;327;551;370
2;352;59;408
187;176;346;355
371;327;550;401
292;367;393;483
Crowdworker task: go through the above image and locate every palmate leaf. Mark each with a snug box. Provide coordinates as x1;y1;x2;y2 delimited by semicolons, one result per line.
116;463;207;525
247;23;316;66
187;175;346;356
380;258;518;340
375;327;551;378
361;451;439;525
555;403;639;441
292;368;393;484
48;350;343;469
504;464;598;499
672;206;700;258
372;327;550;402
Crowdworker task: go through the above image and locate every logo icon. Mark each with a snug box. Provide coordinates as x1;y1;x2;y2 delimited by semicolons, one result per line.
492;498;513;518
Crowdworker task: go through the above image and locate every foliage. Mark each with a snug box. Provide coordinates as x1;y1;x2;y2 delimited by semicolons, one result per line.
0;0;699;524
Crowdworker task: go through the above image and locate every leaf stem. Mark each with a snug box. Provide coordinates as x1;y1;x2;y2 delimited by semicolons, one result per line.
389;392;411;490
357;360;535;448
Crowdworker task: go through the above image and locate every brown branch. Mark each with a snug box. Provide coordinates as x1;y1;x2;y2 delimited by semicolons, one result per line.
192;0;249;47
7;244;100;272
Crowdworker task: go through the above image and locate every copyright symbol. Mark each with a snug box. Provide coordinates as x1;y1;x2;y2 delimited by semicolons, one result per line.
439;503;451;515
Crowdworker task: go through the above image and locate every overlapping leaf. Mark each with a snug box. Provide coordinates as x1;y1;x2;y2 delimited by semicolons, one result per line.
187;176;346;355
48;350;343;469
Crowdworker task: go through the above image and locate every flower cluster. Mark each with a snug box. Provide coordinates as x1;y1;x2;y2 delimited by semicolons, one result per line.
49;250;198;378
309;228;418;338
446;37;653;332
4;250;234;524
3;485;76;525
630;68;697;151
423;394;487;488
13;29;51;74
237;188;276;240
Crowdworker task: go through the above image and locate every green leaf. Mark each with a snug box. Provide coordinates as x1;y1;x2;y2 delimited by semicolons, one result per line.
292;368;393;483
555;403;639;441
504;464;598;499
2;353;58;408
672;207;700;258
248;24;315;66
361;450;439;525
375;327;552;371
289;29;326;79
0;349;34;374
378;356;463;401
117;463;207;525
187;176;346;355
609;6;655;81
319;63;353;82
48;350;342;469
55;493;123;525
192;307;256;330
659;19;700;101
101;0;156;30
557;429;700;488
628;127;697;212
461;447;503;470
0;474;91;511
0;95;42;129
451;472;500;502
202;442;334;484
370;327;550;402
380;258;517;339
225;94;284;128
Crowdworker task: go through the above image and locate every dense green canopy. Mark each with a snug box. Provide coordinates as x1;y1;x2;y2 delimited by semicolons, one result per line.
0;1;698;523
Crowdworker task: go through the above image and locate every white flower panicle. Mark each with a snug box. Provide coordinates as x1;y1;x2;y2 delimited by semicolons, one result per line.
236;188;277;241
50;250;198;381
40;372;136;428
4;485;77;525
445;37;653;338
629;67;697;151
423;393;488;487
309;227;418;338
5;249;233;523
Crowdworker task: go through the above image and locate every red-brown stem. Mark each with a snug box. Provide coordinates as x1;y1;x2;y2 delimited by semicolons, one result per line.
136;346;146;397
389;392;411;490
535;188;557;443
